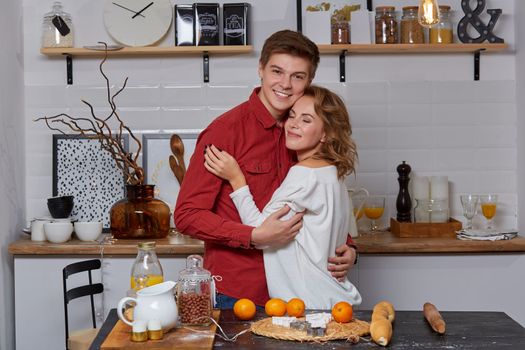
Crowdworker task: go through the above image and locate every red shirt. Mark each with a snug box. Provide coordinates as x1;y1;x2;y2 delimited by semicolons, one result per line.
174;88;294;306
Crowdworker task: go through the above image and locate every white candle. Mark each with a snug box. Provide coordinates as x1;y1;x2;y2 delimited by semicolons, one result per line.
147;319;162;331
132;320;147;333
430;176;448;200
412;176;430;200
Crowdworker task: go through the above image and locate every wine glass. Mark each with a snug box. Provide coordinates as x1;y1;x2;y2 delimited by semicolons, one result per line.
480;194;498;229
364;196;386;232
460;194;479;230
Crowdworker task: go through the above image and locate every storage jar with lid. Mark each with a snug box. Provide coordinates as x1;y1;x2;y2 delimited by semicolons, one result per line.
429;5;453;44
130;242;164;292
41;1;74;48
401;6;425;44
177;255;213;326
375;6;398;44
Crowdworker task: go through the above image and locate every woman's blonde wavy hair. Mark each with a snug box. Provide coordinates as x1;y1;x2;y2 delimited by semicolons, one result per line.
304;85;357;179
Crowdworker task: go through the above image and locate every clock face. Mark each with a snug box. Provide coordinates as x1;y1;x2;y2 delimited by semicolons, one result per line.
104;0;173;47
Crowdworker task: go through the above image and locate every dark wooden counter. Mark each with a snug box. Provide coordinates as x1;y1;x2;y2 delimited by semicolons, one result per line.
9;232;525;255
90;309;525;349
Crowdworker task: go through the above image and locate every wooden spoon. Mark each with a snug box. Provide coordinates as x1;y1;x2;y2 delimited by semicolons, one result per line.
169;134;186;185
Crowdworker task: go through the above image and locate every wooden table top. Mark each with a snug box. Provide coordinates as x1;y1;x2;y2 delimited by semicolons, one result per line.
90;309;525;349
9;232;525;256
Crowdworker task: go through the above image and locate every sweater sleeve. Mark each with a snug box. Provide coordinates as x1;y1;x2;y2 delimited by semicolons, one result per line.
229;168;315;227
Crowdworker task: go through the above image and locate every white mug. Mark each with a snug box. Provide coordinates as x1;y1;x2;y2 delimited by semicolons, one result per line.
31;219;49;241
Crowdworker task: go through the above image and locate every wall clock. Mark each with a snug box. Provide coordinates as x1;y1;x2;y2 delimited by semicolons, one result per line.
103;0;173;47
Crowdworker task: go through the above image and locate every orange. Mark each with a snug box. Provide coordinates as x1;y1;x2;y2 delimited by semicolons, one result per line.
233;298;256;320
286;298;306;317
332;301;353;323
264;298;287;317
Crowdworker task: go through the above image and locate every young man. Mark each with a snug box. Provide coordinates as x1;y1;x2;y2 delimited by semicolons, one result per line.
175;30;357;308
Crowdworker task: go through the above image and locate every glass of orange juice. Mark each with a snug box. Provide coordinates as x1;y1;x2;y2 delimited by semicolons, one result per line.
352;195;367;221
364;196;386;232
480;194;498;229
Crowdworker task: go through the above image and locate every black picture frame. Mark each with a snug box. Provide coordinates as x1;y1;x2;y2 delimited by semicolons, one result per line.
52;134;129;230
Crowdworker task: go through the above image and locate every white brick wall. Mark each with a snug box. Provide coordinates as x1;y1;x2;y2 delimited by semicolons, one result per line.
24;0;518;231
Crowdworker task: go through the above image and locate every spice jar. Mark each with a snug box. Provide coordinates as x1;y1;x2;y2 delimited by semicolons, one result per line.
331;18;350;44
41;2;74;48
130;242;164;292
375;6;398;44
400;6;425;44
429;5;453;44
177;255;213;326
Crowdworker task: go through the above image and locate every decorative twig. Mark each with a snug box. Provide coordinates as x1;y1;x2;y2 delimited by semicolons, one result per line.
34;42;144;185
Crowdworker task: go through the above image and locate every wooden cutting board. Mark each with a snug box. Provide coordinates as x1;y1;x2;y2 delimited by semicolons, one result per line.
101;310;220;350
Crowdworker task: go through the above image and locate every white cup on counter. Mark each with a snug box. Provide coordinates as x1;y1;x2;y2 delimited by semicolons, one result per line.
30;219;50;241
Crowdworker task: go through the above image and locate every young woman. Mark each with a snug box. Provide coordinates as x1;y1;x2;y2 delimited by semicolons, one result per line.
204;85;361;309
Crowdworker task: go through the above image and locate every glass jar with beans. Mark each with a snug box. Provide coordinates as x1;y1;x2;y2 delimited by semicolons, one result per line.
176;255;213;326
375;6;398;44
400;6;425;43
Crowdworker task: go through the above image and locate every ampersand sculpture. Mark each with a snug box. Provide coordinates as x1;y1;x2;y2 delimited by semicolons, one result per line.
457;0;504;43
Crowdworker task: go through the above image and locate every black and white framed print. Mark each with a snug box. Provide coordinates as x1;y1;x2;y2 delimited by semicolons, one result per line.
52;134;129;229
143;130;201;227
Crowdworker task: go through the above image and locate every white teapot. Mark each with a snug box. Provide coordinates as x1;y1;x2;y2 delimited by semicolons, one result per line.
117;281;178;331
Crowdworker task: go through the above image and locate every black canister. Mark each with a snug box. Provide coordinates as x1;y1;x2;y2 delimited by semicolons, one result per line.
396;161;412;222
223;3;250;45
175;4;195;46
194;3;220;45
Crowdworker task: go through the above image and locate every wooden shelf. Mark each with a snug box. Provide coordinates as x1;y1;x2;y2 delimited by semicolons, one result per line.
318;43;508;82
317;43;508;54
40;45;253;57
41;45;253;84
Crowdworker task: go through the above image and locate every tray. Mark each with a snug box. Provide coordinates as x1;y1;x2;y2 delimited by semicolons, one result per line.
390;218;462;238
101;310;220;350
251;317;369;342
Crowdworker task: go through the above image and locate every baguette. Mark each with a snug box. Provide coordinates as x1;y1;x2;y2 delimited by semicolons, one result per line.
373;301;395;322
423;302;446;334
370;318;392;346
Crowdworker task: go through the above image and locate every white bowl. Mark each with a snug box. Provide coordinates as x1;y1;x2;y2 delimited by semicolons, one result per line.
74;222;103;241
44;222;73;243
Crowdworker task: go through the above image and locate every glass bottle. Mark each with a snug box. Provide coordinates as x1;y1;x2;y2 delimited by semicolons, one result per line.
331;13;350;44
130;242;164;292
110;184;171;239
429;5;453;44
401;6;425;44
177;255;213;326
375;6;398;44
41;2;74;48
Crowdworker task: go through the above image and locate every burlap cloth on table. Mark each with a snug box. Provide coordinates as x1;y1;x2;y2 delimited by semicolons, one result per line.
251;317;370;342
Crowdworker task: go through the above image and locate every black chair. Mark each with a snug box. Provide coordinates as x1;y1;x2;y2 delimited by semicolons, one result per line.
63;259;104;350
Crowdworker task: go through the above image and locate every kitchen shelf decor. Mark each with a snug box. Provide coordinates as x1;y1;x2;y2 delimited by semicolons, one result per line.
51;134;129;230
40;45;253;84
36;45;171;238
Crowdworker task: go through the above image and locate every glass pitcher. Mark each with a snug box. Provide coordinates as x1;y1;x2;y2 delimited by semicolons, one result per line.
130;242;164;292
176;255;213;326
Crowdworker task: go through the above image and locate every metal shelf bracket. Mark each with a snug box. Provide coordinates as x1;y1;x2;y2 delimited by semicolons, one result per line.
66;54;73;85
203;52;210;83
474;49;485;81
339;50;347;82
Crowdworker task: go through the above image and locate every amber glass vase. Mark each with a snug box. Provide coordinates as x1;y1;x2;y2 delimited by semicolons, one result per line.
110;185;170;239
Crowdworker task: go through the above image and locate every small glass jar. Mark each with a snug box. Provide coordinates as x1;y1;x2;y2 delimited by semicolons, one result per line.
401;6;425;44
177;255;213;326
41;2;74;48
414;199;449;223
429;5;453;44
130;242;164;292
331;17;350;44
375;6;398;44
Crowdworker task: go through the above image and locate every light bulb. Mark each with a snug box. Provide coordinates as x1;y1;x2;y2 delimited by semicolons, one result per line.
418;0;440;27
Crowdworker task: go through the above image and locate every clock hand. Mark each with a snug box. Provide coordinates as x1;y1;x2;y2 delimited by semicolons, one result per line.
132;2;154;19
112;2;145;17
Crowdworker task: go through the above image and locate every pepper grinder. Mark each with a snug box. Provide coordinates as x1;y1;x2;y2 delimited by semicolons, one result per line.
396;161;412;222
